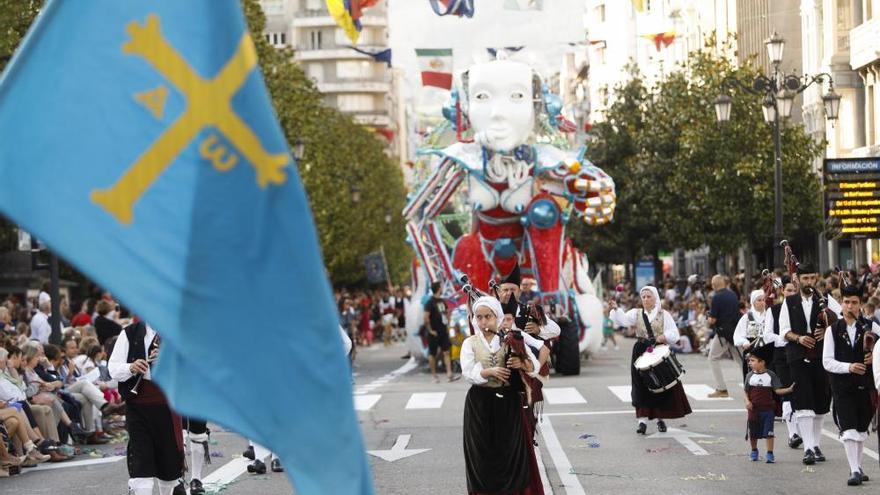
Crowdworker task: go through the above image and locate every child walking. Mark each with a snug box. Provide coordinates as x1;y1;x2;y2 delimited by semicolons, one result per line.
744;344;794;463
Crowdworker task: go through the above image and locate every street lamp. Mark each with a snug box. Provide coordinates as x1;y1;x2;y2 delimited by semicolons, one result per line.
765;31;784;67
713;31;839;267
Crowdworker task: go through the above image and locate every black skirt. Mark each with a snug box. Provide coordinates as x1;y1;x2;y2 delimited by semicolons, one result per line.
464;384;541;495
126;401;184;481
631;339;692;419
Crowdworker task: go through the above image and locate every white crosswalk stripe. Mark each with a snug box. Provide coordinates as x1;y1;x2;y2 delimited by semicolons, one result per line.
354;394;382;411
543;387;587;405
406;392;446;409
607;383;734;402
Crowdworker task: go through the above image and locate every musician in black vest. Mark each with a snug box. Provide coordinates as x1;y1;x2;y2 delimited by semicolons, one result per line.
778;263;842;465
760;279;803;449
822;285;877;486
108;322;185;495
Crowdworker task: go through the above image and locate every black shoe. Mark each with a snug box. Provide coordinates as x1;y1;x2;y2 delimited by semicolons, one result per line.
860;469;869;482
636;423;647;435
788;434;803;449
247;459;266;475
172;480;186;495
271;458;284;473
242;445;255;460
190;479;205;495
849;472;863;486
657;420;667;433
802;449;816;465
814;446;826;462
401;353;411;359
69;423;89;442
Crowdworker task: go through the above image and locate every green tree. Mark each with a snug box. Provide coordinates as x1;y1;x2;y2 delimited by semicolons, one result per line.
570;38;824;271
242;0;409;287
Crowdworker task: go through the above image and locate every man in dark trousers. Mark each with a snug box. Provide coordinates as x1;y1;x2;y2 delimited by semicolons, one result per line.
424;281;459;383
108;321;185;495
707;275;742;398
779;263;842;465
823;285;876;485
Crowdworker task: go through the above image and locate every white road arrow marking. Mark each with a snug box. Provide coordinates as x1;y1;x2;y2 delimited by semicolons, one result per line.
368;434;431;462
646;428;712;456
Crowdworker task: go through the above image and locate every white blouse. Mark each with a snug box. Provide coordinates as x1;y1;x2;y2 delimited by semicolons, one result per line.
460;330;541;385
609;307;679;344
733;310;766;347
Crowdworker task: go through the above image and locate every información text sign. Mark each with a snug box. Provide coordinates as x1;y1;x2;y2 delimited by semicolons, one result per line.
824;157;880;239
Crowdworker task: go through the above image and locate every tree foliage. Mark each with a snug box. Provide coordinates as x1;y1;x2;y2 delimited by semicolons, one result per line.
242;0;409;287
570;39;824;267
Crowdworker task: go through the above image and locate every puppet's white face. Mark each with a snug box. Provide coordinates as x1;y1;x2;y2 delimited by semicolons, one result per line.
467;60;535;152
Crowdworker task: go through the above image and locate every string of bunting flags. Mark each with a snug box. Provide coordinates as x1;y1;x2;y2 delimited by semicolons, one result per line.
428;0;475;18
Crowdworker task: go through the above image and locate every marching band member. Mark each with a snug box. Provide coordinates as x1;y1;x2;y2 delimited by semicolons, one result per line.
762;281;803;449
183;418;210;495
822;285;877;486
733;290;768;376
108;322;184;495
778;263;842;465
460;296;544;495
609;285;692;435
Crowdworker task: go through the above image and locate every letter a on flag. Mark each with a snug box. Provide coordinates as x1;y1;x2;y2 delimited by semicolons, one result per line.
0;2;373;494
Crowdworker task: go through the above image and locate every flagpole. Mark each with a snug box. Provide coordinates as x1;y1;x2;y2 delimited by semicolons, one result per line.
380;245;392;291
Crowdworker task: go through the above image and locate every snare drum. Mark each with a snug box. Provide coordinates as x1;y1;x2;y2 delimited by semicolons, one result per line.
634;345;685;393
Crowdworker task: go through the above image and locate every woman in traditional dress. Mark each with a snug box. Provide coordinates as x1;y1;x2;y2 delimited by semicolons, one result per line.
460;296;543;495
609;285;692;434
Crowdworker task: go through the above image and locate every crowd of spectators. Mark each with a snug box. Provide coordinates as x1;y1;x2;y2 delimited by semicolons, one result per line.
0;292;128;477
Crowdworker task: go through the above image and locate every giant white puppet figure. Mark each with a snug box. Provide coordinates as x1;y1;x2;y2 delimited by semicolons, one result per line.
404;54;616;356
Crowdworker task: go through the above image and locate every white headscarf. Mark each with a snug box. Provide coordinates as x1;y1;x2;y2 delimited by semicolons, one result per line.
471;296;503;333
639;285;661;320
749;289;765;317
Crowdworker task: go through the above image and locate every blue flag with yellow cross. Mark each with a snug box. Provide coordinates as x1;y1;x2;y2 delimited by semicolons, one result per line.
0;1;373;493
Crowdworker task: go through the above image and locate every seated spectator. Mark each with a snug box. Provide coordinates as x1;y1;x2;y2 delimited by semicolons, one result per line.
20;342;88;443
1;346;57;462
14;323;29;348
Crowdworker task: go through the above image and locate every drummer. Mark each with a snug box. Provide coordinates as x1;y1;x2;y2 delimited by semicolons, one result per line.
609;285;693;434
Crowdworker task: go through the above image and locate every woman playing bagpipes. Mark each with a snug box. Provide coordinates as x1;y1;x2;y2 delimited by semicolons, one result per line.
460;295;544;495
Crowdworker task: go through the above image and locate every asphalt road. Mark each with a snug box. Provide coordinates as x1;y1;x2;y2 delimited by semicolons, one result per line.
6;338;877;494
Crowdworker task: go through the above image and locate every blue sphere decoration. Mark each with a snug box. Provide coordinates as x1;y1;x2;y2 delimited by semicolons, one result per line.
442;101;457;124
545;94;563;119
528;199;560;229
493;238;517;259
519;215;530;227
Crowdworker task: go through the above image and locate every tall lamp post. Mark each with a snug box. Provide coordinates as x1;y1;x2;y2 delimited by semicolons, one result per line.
713;32;841;267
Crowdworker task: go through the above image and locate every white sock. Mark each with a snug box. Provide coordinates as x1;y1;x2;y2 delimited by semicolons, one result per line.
23;441;35;453
812;415;824;449
191;440;205;480
857;441;864;470
637;418;647;426
190;433;209;481
797;416;815;452
157;479;178;495
128;478;153;495
782;402;798;439
844;440;861;473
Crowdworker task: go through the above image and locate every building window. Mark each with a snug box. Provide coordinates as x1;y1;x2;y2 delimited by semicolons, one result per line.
309;30;323;50
307;63;324;82
306;0;323;10
836;0;851;51
595;4;605;23
336;61;373;79
280;33;286;45
594;46;606;65
337;94;375;112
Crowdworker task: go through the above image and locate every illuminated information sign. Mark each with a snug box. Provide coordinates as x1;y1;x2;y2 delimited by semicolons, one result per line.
824;157;880;239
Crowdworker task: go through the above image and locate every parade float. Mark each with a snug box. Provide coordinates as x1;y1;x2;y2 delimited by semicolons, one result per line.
403;52;616;364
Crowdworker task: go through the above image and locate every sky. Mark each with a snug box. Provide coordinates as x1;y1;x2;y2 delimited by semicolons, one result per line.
386;0;587;119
